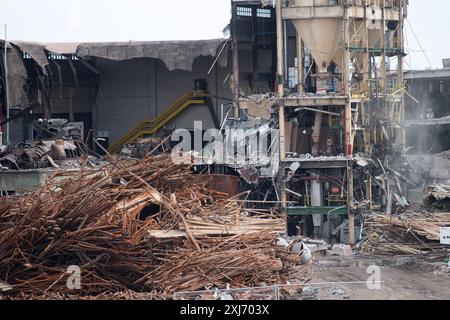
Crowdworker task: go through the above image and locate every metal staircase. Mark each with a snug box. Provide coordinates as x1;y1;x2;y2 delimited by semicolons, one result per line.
108;91;212;154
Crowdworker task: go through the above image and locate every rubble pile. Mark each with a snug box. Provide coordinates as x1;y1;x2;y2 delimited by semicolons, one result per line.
119;135;172;159
437;150;450;161
0;119;93;171
360;211;450;255
425;185;450;210
0;154;311;300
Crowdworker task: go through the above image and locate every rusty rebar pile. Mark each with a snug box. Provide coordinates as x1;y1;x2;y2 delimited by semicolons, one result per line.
0;154;310;299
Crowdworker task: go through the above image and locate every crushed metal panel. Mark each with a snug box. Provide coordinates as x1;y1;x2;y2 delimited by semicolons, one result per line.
10;41;49;69
5;44;29;108
443;58;450;69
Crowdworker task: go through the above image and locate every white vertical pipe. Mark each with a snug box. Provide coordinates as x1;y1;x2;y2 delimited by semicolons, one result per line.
297;32;304;94
283;20;288;83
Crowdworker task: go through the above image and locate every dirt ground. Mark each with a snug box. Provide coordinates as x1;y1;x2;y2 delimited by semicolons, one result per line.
306;255;450;300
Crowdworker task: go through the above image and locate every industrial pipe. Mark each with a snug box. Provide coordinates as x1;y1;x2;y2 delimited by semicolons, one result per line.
297;32;304;94
311;108;323;156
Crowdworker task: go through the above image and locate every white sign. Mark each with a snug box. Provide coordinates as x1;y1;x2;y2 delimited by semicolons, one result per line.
440;227;450;245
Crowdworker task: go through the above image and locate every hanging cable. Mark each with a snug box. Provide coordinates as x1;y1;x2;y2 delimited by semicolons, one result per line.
406;19;433;69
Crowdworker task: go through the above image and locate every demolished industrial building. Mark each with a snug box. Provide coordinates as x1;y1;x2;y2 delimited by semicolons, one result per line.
0;0;449;301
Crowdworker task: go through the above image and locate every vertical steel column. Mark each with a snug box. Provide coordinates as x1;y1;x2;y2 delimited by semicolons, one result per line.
398;3;406;153
276;0;286;208
343;5;355;245
4;24;9;145
231;2;240;118
343;6;352;158
251;5;259;93
381;0;387;118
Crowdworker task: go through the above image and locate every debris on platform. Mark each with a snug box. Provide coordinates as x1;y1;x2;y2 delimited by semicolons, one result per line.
239;94;274;121
0;154;311;300
330;244;353;257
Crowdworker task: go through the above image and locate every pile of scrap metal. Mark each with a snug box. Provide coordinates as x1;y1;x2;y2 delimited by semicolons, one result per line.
33;119;83;141
425;185;450;210
216;118;279;185
365;153;415;213
0;140;80;170
0;119;89;170
360;211;450;256
0;154;312;300
119;135;172;159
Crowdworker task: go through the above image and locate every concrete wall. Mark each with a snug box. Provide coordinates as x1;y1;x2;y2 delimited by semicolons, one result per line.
93;56;232;145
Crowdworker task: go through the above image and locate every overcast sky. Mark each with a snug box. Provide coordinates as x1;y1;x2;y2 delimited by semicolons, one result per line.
0;0;447;70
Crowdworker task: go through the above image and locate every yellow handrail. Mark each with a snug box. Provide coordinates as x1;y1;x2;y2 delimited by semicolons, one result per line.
108;91;208;153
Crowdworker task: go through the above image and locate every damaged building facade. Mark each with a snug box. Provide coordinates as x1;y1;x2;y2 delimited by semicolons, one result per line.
0;0;410;245
0;40;232;149
0;39;235;191
227;0;409;244
404;62;450;200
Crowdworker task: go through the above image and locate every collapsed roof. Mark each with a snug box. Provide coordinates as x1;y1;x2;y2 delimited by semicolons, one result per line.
1;38;229;110
10;38;227;71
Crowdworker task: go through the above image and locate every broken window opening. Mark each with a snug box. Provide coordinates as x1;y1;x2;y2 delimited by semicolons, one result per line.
236;6;252;17
256;8;271;18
